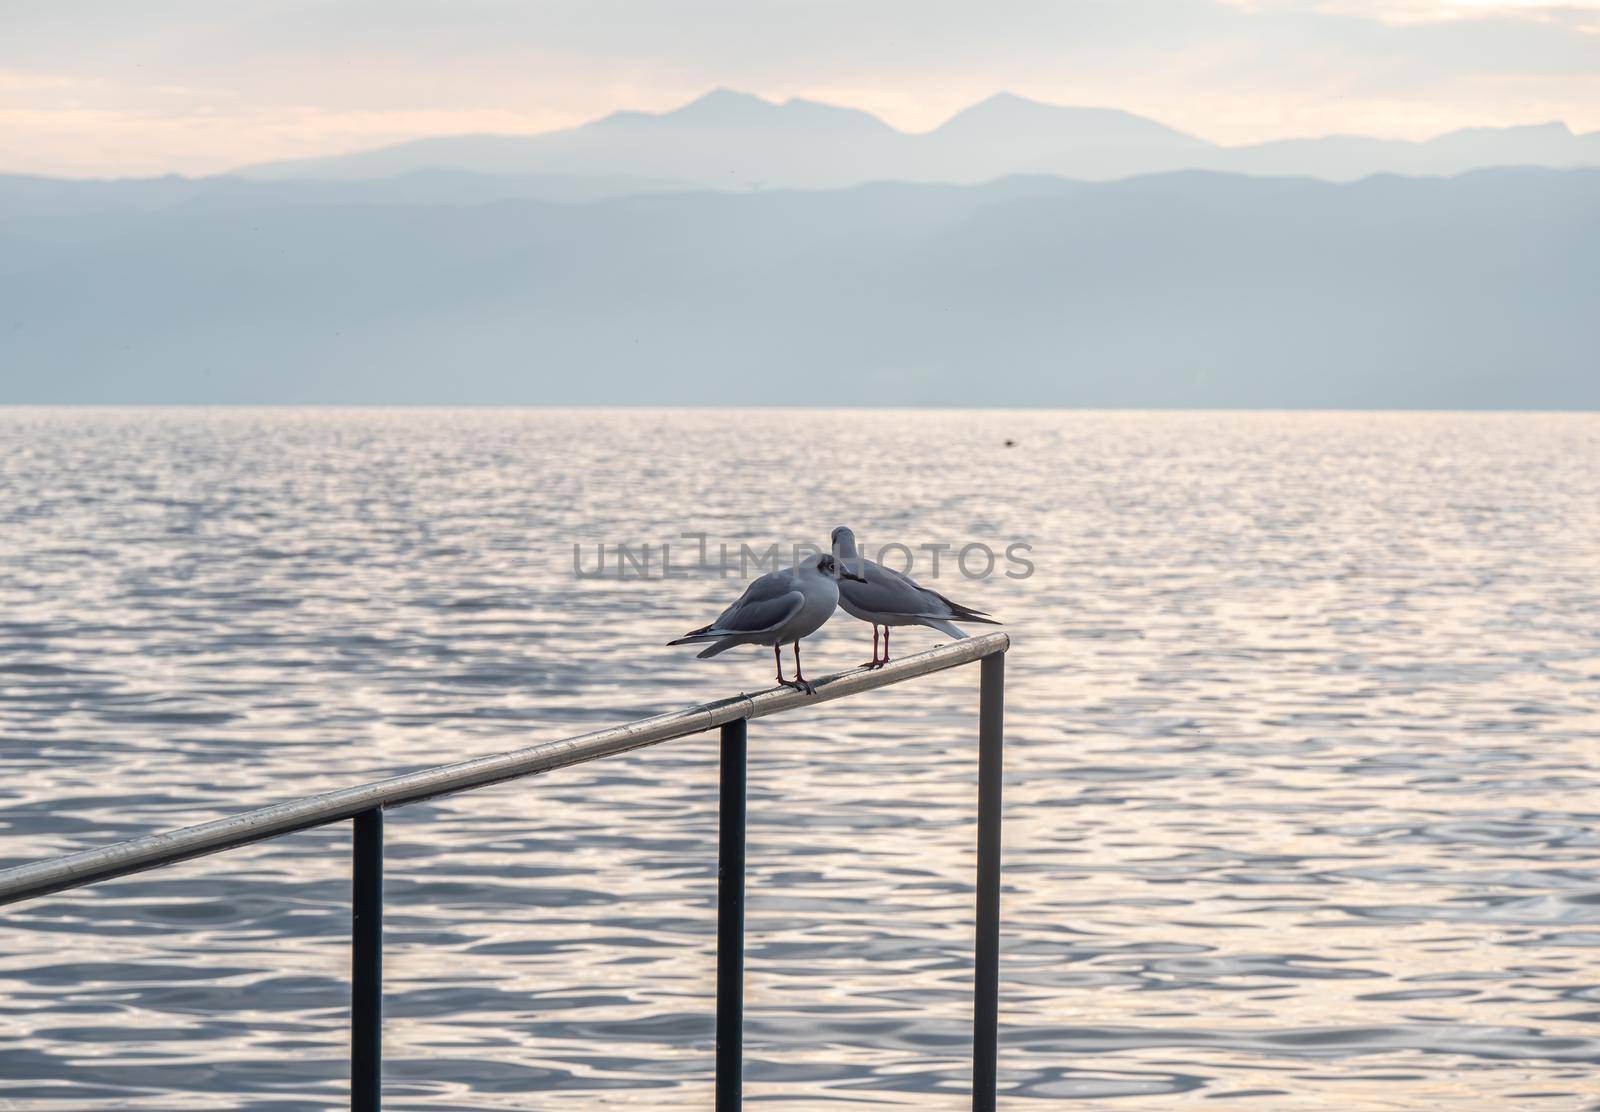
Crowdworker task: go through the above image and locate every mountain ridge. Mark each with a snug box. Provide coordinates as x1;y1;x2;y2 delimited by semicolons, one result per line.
226;90;1600;188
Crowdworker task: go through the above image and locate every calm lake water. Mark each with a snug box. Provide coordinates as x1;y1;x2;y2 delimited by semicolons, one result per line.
1;408;1598;1110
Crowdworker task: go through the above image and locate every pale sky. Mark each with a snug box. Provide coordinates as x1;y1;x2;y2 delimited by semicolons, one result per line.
3;0;1598;178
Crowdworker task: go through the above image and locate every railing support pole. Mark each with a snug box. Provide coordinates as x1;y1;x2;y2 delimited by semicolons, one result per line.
716;717;748;1111
972;651;1004;1111
352;807;383;1112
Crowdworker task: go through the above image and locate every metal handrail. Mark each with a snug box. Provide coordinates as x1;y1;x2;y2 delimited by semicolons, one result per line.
0;630;1009;1111
0;633;1006;906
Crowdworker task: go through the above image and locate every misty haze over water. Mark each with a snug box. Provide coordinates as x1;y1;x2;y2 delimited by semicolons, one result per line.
3;170;1596;408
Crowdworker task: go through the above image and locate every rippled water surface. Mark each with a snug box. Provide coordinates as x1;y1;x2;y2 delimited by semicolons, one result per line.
2;408;1599;1109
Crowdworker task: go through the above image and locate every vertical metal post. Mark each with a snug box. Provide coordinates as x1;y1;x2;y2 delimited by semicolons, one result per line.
716;718;748;1112
352;807;383;1112
972;651;1004;1111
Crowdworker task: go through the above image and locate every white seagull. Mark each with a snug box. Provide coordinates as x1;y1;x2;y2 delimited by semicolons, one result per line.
831;525;1001;668
669;552;866;694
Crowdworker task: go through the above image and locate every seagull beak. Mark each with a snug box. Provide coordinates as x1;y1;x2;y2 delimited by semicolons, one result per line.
842;567;867;583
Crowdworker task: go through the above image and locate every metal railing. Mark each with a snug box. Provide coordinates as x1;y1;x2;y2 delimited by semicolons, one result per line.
0;631;1009;1110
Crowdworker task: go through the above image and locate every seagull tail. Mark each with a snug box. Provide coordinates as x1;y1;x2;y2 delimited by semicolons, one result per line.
669;626;744;658
931;591;1001;626
922;618;969;640
667;623;717;646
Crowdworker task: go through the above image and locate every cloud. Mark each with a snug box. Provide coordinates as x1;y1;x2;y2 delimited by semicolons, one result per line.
1222;0;1600;27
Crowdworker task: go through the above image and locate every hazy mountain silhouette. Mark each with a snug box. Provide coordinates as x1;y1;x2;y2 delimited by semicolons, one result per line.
241;89;907;190
235;90;1600;186
4;167;1594;407
0;168;699;216
1220;122;1600;180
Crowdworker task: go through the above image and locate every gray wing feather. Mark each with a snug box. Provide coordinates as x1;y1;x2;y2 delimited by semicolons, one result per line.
711;572;805;634
842;563;953;619
841;562;999;624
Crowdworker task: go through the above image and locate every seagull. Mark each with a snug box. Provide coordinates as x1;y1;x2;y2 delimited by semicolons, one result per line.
831;525;1000;668
669;552;866;694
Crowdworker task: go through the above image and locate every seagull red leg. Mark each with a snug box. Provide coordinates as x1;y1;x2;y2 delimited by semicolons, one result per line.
792;641;814;695
863;624;883;670
775;642;806;693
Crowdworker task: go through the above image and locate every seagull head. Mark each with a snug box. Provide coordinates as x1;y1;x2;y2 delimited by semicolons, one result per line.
830;525;860;560
806;552;867;583
829;527;868;580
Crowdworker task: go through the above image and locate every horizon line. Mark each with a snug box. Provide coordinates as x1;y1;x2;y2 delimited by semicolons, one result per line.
3;403;1597;415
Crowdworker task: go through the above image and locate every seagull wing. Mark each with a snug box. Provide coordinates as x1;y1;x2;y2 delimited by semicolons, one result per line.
845;562;999;624
671;570;807;645
711;578;806;634
843;563;940;618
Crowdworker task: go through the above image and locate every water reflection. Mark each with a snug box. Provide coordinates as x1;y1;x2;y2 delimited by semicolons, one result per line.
1;408;1598;1108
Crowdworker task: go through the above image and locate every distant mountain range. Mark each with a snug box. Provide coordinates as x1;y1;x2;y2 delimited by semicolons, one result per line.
5;90;1598;213
231;89;1600;191
3;90;1594;408
4;167;1595;407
